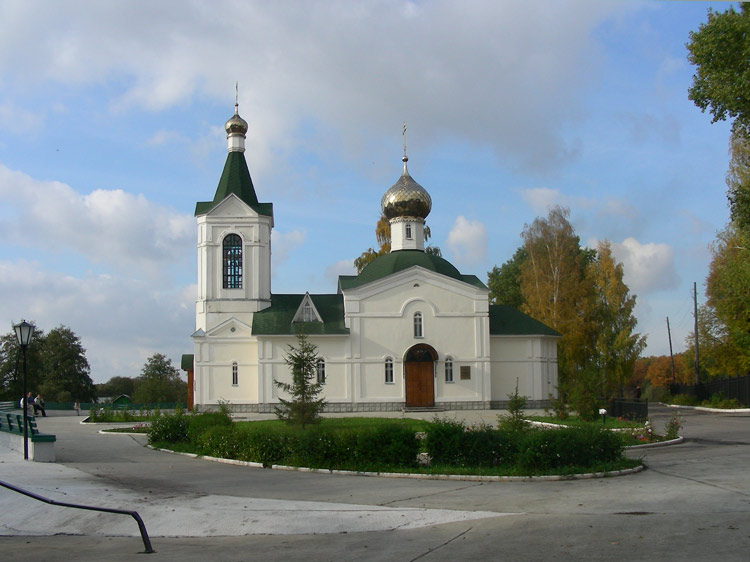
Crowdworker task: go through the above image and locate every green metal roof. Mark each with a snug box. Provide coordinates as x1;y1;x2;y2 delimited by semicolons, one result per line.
338;250;487;291
195;151;273;217
252;294;350;335
489;305;561;337
181;354;194;370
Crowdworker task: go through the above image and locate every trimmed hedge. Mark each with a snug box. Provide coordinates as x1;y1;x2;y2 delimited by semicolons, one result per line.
149;413;626;475
149;413;420;470
425;418;623;473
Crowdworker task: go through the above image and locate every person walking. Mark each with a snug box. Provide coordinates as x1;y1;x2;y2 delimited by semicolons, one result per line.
74;400;80;416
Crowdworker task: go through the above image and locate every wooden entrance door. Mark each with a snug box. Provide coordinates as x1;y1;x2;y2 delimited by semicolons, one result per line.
405;361;434;407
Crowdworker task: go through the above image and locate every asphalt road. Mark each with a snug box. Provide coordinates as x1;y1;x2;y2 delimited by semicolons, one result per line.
1;405;748;561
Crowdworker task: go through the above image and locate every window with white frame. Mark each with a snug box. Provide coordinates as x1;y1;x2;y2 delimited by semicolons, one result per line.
223;234;242;289
385;358;394;384
316;358;326;384
413;311;423;338
444;357;454;383
405;223;412;239
232;362;238;386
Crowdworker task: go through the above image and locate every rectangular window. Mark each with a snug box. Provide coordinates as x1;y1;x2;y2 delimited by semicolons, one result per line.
385;359;394;384
405;223;413;239
445;359;453;383
232;362;238;386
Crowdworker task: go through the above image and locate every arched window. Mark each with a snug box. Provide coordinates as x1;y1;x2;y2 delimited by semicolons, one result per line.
232;362;238;386
413;312;423;338
444;357;453;383
223;234;242;289
385;358;394;384
316;358;326;384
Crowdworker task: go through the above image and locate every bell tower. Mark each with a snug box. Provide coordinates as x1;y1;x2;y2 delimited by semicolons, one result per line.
193;101;274;332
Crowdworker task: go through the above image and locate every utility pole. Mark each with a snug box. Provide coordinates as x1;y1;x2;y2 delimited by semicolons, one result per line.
693;281;700;384
666;316;676;384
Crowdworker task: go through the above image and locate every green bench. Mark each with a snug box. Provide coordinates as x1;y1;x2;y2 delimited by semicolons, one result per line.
0;413;56;460
0;413;55;441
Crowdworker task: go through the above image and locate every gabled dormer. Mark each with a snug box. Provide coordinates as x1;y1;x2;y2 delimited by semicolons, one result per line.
292;292;324;323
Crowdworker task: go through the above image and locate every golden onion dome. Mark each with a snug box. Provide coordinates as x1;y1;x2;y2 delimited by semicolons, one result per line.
225;103;248;136
381;156;432;220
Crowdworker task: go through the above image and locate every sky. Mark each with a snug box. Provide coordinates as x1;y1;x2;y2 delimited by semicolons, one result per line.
0;1;736;383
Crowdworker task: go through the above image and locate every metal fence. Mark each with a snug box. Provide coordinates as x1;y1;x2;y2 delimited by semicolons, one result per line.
670;374;750;407
607;398;649;421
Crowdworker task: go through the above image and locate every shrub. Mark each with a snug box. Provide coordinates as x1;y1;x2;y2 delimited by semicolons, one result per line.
516;426;622;473
701;392;741;409
425;418;519;467
187;411;233;443
669;393;698;406
148;411;189;444
424;418;466;465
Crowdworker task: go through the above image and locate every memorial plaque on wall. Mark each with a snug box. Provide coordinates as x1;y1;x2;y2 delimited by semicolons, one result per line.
460;366;471;380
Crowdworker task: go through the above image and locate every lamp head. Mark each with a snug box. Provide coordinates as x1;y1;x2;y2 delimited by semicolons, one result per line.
13;320;34;347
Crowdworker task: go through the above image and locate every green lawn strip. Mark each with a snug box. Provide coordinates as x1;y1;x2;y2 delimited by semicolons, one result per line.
526;415;643;429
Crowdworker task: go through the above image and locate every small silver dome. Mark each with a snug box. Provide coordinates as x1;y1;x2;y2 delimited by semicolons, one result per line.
381;157;432;220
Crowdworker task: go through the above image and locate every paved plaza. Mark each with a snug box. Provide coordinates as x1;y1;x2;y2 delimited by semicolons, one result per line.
0;405;748;561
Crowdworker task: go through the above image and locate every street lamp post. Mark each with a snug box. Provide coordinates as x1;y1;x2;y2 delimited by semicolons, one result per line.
13;320;34;460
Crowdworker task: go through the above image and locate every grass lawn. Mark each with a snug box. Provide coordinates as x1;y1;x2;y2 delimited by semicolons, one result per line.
526;415;644;429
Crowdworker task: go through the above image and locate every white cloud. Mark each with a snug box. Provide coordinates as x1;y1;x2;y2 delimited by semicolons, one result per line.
611;237;680;294
0;260;193;383
447;216;487;266
324;259;356;285
0;164;193;280
0;1;631;175
271;229;306;265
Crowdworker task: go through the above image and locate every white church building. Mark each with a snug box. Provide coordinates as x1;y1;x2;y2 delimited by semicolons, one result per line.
182;105;559;412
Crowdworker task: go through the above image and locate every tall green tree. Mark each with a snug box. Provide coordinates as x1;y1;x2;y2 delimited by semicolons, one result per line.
96;376;137;399
38;326;95;403
687;3;750;137
705;224;750;370
274;334;326;427
726;132;750;229
132;353;186;404
588;241;646;398
519;206;594;383
487;247;527;307
685;304;747;380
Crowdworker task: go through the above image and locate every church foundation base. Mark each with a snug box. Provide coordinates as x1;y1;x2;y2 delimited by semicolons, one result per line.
198;399;552;414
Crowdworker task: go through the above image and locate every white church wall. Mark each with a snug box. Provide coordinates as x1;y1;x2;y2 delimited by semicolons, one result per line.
488;336;558;401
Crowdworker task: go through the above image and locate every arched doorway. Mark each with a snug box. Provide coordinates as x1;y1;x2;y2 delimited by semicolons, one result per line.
404;343;437;407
